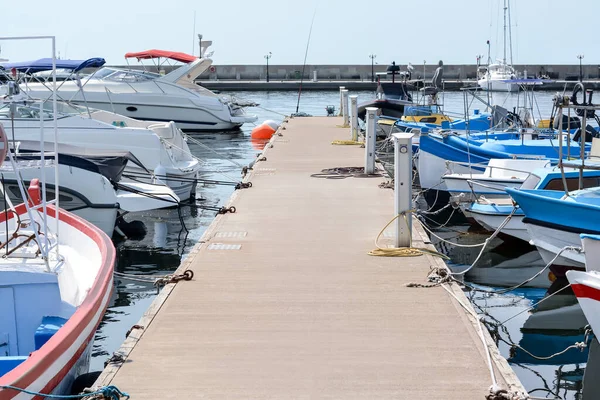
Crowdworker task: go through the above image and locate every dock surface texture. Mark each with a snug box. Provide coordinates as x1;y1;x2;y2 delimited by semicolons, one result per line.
98;117;525;399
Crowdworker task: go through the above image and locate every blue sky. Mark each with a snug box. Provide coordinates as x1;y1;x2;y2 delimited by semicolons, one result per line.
1;0;598;66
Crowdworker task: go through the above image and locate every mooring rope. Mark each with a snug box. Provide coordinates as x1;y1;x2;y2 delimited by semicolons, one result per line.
0;385;129;399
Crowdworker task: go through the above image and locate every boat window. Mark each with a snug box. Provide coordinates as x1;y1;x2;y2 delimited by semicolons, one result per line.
93;68;119;80
520;174;540;189
542;177;600;191
101;69;160;83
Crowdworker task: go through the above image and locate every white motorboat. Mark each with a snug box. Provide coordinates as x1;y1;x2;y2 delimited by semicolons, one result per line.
10;49;257;131
0;95;201;201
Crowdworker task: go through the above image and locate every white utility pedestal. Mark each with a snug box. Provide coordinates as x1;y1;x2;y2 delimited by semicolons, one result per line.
338;86;345;116
349;95;358;141
342;89;349;127
393;133;414;248
364;107;378;175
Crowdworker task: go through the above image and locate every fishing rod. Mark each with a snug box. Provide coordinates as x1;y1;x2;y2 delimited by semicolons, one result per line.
294;7;317;115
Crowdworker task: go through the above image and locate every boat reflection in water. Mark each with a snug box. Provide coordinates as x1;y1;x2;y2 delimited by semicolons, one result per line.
430;222;597;398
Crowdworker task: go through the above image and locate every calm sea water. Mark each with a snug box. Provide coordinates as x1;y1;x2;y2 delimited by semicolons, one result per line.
92;89;595;399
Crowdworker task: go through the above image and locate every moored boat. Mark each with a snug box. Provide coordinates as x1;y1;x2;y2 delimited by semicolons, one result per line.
0;96;201;201
5;48;257;131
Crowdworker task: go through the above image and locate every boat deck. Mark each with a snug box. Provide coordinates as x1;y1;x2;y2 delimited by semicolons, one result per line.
95;116;525;398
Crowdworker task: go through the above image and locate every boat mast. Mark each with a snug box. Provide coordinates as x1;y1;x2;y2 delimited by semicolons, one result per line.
508;0;513;66
503;0;507;66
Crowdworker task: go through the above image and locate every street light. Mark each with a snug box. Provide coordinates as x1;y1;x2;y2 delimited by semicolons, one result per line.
369;54;376;82
577;54;584;82
264;52;272;82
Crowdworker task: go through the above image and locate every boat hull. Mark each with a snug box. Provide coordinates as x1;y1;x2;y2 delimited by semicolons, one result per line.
0;200;115;399
444;176;522;204
84;101;243;131
467;204;528;241
568;270;600;337
477;78;519;92
526;222;585;269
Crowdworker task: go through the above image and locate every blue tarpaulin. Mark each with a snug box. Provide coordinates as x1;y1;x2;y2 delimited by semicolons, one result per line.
0;57;105;73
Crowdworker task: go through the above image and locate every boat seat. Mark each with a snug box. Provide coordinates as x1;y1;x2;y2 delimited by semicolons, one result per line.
590;137;600;159
34;316;68;351
0;356;28;377
419;87;438;96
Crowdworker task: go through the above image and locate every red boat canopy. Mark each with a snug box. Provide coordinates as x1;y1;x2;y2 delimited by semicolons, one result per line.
124;49;198;63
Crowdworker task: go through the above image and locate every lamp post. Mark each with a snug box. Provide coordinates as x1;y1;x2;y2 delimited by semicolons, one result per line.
369;54;376;82
264;52;272;82
577;54;584;82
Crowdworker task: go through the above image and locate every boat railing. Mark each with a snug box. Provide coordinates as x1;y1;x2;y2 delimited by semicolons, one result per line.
104;87;116;114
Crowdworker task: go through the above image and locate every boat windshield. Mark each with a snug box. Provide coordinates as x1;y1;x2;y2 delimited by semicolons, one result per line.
520;173;541;189
92;67;160;82
0;100;87;120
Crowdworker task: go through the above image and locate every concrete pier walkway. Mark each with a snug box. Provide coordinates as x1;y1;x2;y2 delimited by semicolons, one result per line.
96;117;525;398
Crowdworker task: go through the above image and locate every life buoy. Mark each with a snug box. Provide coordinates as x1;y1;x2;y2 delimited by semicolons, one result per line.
209;66;216;73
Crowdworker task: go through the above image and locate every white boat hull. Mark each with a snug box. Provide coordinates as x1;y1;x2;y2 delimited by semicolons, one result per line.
84;100;246;131
477;78;519;92
527;223;585;269
568;270;600;336
470;210;528;241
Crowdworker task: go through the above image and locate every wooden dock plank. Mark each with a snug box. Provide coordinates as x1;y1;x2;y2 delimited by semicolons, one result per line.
100;117;524;399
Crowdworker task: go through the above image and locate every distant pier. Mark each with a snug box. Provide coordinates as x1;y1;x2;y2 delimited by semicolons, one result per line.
197;78;600;91
94;116;526;398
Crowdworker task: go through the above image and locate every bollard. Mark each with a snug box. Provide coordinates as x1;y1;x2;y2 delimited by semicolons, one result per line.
349;95;358;141
393;133;414;248
364;107;378;175
338;86;345;116
313;70;317;82
342;90;349;127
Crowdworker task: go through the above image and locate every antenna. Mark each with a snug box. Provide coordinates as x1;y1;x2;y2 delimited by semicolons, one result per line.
295;8;317;114
192;11;197;56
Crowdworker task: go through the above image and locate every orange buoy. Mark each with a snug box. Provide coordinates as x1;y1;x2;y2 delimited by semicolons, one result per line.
251;120;279;139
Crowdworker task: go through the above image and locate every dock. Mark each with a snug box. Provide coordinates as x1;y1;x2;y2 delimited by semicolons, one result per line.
95;117;526;398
